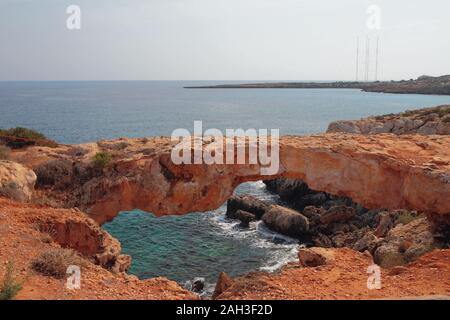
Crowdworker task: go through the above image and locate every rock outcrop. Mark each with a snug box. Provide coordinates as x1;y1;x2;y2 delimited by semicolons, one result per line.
262;205;309;239
213;248;450;300
374;217;439;267
327;105;450;135
12;134;450;226
0;198;196;300
4;197;131;272
298;247;335;267
0;160;36;202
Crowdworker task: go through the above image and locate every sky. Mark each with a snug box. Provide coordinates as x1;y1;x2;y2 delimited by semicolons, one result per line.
0;0;449;81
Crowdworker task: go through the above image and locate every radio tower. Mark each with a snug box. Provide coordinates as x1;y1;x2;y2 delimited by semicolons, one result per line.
355;37;360;82
374;36;380;81
364;36;370;82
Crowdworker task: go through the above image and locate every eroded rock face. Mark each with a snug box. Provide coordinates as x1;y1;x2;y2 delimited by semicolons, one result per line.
327;105;450;135
23;202;131;272
14;134;450;225
0;160;36;202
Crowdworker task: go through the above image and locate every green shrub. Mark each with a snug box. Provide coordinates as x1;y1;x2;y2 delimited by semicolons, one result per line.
0;127;46;140
0;127;57;148
91;152;112;169
31;248;86;279
0;262;23;300
395;211;420;225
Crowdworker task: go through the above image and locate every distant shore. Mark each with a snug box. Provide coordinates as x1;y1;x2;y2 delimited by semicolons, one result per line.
185;75;450;95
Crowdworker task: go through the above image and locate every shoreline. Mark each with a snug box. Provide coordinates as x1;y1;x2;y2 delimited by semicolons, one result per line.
184;75;450;96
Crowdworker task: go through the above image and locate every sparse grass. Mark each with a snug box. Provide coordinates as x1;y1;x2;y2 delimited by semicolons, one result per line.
116;142;129;150
0;144;11;160
0;127;57;148
395;211;420;225
0;262;23;300
31;248;86;279
91;152;112;169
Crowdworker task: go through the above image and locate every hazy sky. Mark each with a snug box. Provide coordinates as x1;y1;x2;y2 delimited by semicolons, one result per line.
1;0;449;81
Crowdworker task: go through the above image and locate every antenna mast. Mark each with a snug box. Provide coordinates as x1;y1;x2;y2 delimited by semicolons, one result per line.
355;37;360;81
365;36;370;82
374;36;379;81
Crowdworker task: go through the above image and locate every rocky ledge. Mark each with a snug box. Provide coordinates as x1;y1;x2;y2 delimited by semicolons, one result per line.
0;197;196;299
327;105;450;135
8;133;450;226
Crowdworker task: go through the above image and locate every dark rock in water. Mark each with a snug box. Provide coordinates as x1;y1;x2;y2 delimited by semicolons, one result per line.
226;195;271;220
262;205;309;239
320;205;356;225
235;210;256;228
191;277;205;293
296;193;328;209
264;178;357;211
264;179;310;202
212;272;234;299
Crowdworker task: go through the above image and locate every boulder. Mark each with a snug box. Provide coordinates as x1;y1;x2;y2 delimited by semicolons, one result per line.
374;218;438;267
0;160;36;202
226;195;270;220
375;211;396;237
264;178;310;202
262;205;309;239
298;247;335;267
352;231;380;254
320;205;356;225
212;272;234;299
234;210;256;228
312;233;333;248
191;277;205;293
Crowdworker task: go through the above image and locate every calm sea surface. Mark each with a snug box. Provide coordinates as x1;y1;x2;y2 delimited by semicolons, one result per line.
1;81;449;294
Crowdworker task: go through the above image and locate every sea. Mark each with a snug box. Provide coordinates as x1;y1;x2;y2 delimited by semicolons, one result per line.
1;80;449;294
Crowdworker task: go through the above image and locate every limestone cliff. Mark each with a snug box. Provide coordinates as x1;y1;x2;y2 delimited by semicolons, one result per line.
11;133;450;226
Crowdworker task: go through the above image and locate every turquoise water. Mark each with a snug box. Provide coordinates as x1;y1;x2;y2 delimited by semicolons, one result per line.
1;81;449;293
104;182;298;294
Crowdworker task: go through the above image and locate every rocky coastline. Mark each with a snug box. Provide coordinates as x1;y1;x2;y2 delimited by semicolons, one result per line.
185;75;450;96
1;105;449;300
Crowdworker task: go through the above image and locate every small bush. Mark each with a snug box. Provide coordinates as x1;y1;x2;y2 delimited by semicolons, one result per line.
0;262;23;300
91;152;112;169
395;211;419;225
0;144;11;160
31;248;86;279
0;127;57;149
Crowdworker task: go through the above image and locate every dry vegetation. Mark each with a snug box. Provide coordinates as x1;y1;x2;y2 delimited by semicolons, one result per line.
31;248;87;279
